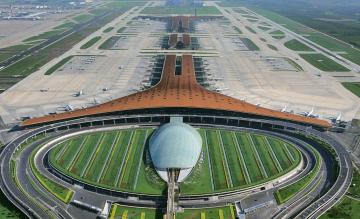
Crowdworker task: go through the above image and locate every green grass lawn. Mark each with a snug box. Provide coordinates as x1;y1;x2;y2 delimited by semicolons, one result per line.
272;35;285;40
53;21;76;30
348;168;360;197
109;204;236;219
319;197;360;219
274;147;320;204
285;58;303;71
251;7;360;66
267;44;278;51
80;36;101;49
258;26;271;31
0;44;33;63
181;130;213;194
240;38;259;51
85;133;117;182
23;29;65;43
299;54;350;72
245;26;256;34
284;39;314;51
103;27;114;33
206;130;229;190
251;134;278;176
342;82;360;97
233;26;242;34
270;30;285;35
101;131;132;187
49;128;300;196
99;36;121;49
141;6;221;15
0;8;128;77
118;130;148;190
235;133;263;182
117;27;127;33
220;131;247;186
320;169;360;219
73;13;94;23
109;204;159;219
0;190;26;219
45;56;73;75
29;143;74;203
177;205;236;219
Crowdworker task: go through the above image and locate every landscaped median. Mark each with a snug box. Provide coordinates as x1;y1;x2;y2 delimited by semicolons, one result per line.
29;144;74;204
274;143;322;204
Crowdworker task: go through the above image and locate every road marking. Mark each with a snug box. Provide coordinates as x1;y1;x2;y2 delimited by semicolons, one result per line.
114;130;134;187
96;132;121;183
265;136;283;172
247;134;268;178
66;136;88;171
134;129;149;190
218;130;233;187
232;132;251;184
204;130;215;191
80;134;104;178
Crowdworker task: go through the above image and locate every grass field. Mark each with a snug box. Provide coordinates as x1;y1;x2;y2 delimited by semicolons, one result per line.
284;39;314;51
73;13;95;23
50;129;166;195
274;146;320;204
0;190;26;219
109;204;236;219
240;38;259;51
80;36;102;49
299;54;350;72
251;7;360;66
99;36;121;50
342;82;360;97
141;6;221;15
30;142;74;203
267;44;278;51
272;35;285;40
0;44;33;63
0;6;131;79
258;26;271;31
245;26;256;34
319;168;360;219
23;29;66;43
103;27;114;33
49;128;301;195
45;56;73;75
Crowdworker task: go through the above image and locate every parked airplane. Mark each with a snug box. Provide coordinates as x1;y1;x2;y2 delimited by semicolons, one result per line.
328;113;342;124
215;88;229;92
74;90;83;97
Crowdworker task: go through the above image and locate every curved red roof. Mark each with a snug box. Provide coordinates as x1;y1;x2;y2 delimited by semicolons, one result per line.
21;54;330;127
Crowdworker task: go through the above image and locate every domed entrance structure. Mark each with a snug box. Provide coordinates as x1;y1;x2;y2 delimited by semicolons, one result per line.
149;116;202;182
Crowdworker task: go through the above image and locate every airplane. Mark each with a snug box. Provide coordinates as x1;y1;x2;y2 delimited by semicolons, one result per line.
299;107;319;118
74;90;83;97
58;104;75;112
215;88;229;92
300;107;314;117
281;105;288;112
328;113;342;124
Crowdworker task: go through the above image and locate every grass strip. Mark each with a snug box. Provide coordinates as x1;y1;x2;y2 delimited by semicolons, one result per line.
80;36;101;49
29;145;74;203
45;56;73;75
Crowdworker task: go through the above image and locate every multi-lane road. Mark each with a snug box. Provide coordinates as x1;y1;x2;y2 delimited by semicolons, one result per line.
0;114;353;218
